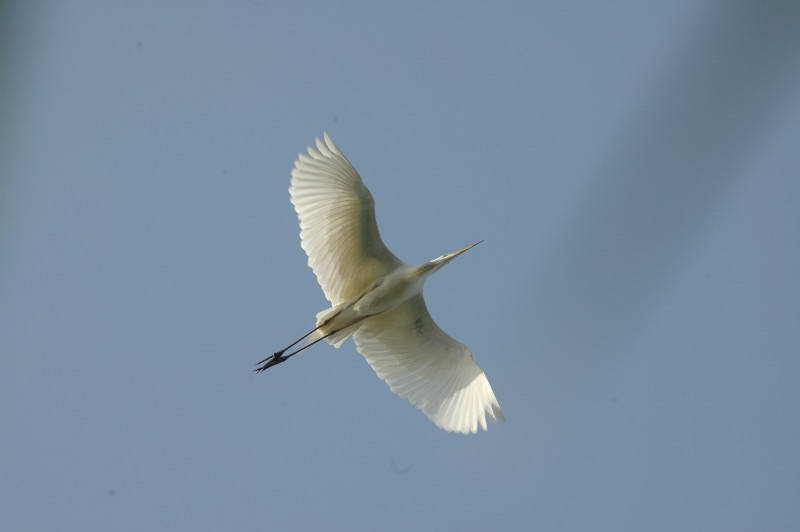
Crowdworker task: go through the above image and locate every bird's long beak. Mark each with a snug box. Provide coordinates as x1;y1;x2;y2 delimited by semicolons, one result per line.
439;240;482;264
423;241;482;274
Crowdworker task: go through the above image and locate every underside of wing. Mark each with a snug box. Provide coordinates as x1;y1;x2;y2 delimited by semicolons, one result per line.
290;133;403;305
353;294;505;434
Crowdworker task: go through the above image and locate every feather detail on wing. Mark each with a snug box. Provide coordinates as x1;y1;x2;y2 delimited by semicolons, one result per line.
354;294;505;434
290;133;403;305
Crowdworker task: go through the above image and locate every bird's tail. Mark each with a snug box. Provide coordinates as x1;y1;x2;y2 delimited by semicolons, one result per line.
309;305;362;348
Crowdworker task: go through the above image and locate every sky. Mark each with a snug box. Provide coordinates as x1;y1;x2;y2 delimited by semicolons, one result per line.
2;1;799;531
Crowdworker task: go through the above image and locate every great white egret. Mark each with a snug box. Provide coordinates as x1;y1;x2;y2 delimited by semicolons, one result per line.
256;133;504;434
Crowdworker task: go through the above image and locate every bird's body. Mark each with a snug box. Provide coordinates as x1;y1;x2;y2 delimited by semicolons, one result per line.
257;133;504;434
310;264;424;344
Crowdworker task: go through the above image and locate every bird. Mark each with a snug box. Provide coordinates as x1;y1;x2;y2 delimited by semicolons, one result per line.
256;133;504;434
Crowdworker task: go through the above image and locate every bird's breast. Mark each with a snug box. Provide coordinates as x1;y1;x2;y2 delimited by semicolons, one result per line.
353;270;422;317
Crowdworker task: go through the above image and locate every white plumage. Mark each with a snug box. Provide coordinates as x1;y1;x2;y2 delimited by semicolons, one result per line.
271;133;504;434
289;135;401;305
355;295;504;433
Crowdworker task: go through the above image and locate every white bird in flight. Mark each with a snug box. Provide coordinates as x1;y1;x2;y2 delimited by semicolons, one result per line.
256;133;504;434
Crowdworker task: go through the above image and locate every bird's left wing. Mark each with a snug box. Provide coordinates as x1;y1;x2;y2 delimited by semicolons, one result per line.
290;133;403;305
354;294;505;434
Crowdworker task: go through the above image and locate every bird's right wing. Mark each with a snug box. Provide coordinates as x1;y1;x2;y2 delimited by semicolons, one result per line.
354;294;504;434
290;133;403;306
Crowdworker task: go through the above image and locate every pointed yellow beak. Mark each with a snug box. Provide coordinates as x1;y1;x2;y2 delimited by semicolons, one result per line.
442;240;483;262
423;241;483;274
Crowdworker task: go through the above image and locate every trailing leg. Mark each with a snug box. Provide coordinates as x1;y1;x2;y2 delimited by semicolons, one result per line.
254;328;337;373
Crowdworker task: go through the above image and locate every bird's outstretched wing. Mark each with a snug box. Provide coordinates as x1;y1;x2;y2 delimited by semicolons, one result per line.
290;133;403;305
354;294;505;434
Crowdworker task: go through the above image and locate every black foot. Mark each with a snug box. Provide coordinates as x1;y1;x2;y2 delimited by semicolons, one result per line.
254;351;287;373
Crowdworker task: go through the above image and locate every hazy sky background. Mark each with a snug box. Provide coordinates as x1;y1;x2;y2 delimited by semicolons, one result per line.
3;1;799;531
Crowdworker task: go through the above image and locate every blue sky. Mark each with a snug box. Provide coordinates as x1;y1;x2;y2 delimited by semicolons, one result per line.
3;1;799;531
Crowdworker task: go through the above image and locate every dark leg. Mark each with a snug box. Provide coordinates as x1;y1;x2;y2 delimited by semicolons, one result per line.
254;328;337;373
255;323;326;368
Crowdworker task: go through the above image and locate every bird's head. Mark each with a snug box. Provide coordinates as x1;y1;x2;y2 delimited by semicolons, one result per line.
419;241;482;276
